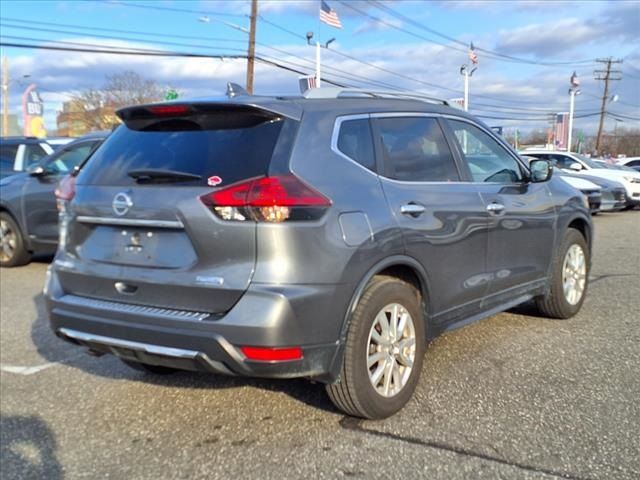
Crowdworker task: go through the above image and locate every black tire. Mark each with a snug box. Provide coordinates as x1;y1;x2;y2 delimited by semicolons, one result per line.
121;359;178;375
326;276;426;419
536;228;589;319
0;212;31;268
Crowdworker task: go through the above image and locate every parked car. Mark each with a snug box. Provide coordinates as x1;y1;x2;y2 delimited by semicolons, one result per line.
0;131;109;267
0;136;54;178
557;175;602;214
45;137;74;150
46;87;593;419
523;150;640;209
618;157;640;170
556;172;627;213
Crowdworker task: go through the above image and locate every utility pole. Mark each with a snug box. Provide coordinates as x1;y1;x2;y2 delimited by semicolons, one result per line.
594;57;622;154
246;0;258;94
2;57;8;137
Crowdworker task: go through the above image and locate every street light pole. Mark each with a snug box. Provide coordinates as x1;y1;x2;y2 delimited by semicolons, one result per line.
568;89;575;152
2;57;8;137
463;68;469;112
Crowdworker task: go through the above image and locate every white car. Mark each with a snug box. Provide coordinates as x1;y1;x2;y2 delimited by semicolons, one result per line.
523;150;640;209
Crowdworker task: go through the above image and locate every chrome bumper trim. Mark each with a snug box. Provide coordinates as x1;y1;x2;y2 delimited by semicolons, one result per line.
57;328;233;374
76;216;183;229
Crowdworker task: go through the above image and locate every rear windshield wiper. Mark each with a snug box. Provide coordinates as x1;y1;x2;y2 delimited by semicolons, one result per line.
127;169;202;183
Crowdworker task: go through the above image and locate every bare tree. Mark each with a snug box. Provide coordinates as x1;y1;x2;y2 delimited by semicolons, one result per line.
69;71;164;132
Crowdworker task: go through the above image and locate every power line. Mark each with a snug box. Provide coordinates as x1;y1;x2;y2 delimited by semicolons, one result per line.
345;0;597;67
0;41;350;87
112;0;246;18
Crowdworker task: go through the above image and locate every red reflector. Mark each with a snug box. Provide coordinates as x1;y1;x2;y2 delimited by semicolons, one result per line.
148;105;190;116
55;174;76;201
240;346;303;362
205;175;331;207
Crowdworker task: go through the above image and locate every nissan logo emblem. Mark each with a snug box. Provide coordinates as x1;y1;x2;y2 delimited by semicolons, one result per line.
112;192;133;216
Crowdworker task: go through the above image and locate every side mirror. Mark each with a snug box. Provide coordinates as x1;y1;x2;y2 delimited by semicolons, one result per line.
530;159;553;183
568;162;582;171
27;164;47;177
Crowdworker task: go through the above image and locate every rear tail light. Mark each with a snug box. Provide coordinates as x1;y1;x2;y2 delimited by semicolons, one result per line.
200;175;331;223
55;174;76;212
240;346;303;362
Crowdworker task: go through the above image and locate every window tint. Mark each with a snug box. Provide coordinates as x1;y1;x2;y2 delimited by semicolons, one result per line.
45;142;96;174
24;144;49;167
0;145;19;168
78;119;285;186
337;118;375;171
448;120;522;183
376;117;459;182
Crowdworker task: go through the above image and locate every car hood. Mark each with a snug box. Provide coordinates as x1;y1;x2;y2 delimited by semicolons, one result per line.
559;175;600;191
562;168;640;182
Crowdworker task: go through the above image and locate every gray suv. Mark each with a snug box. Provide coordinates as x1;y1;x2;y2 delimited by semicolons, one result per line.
46;87;592;419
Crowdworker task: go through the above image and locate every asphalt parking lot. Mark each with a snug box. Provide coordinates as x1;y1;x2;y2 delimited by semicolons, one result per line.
1;211;639;480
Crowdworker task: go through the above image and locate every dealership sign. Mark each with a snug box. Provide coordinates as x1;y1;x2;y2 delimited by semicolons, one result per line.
22;84;46;138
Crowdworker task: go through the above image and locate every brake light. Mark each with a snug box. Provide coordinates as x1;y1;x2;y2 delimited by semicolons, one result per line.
201;175;331;222
148;105;191;116
55;174;76;212
240;346;303;362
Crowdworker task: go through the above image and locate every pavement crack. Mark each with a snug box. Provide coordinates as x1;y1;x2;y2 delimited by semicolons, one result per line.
339;417;595;480
589;273;638;285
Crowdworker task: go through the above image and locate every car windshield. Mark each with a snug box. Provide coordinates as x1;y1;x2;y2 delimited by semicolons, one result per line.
573;154;606;169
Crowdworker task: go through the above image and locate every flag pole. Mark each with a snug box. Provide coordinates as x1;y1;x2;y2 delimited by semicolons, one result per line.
463;69;469;112
316;40;322;88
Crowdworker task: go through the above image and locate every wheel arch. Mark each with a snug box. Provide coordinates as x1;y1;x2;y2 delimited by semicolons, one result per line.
324;255;431;383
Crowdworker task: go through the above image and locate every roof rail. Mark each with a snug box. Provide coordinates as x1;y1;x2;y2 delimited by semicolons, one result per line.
303;87;450;106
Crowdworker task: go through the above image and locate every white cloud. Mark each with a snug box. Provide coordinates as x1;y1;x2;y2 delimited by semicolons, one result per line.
495;18;595;57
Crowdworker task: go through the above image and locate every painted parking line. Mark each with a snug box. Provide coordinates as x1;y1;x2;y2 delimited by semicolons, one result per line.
0;352;85;375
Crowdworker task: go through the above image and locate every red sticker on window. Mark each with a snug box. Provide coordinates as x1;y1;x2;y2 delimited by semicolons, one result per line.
207;176;222;186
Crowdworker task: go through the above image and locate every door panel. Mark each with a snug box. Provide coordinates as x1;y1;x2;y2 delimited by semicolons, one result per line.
445;118;556;298
373;115;489;320
22;175;61;242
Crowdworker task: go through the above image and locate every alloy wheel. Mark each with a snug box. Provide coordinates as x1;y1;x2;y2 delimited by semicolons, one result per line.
366;303;417;398
562;244;586;305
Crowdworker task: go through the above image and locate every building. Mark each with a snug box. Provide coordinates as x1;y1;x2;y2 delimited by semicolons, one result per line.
56;99;118;137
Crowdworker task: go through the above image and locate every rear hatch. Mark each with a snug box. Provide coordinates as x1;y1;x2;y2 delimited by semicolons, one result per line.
61;102;294;313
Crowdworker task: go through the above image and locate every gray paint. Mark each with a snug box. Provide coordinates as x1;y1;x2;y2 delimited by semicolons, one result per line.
45;94;593;382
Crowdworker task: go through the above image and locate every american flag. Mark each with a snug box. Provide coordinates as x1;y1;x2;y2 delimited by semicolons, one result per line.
570;71;579;88
555;113;569;149
320;0;342;29
468;42;478;65
299;75;317;93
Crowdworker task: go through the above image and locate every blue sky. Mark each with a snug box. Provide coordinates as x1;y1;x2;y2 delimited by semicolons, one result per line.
1;0;639;136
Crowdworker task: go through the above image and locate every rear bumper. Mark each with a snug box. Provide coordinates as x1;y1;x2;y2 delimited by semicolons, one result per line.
45;266;348;382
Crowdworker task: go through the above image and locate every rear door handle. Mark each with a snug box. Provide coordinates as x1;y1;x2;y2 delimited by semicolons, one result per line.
486;202;505;214
400;203;426;217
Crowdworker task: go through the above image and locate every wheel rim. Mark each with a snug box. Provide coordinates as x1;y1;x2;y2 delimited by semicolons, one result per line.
366;303;416;398
0;219;17;262
562;244;587;306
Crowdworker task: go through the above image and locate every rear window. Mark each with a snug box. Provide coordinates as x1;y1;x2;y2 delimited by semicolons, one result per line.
78;118;285;186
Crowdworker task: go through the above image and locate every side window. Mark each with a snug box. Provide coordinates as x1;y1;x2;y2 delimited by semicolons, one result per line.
45;143;95;174
336;118;375;171
0;145;19;169
551;154;577;169
448;119;523;183
23;144;49;167
376;117;459;182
